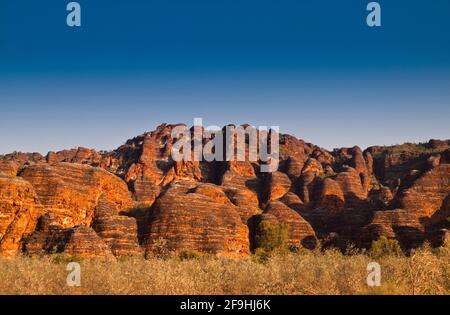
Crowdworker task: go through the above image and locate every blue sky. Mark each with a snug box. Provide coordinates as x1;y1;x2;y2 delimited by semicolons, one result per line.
1;0;449;154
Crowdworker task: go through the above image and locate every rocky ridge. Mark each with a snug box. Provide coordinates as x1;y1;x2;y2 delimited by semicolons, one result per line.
0;124;449;258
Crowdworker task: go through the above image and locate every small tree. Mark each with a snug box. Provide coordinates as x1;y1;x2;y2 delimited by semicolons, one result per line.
368;236;403;258
255;221;289;253
179;250;200;261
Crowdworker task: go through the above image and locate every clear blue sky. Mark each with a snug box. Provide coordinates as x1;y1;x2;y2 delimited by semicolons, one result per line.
1;0;449;154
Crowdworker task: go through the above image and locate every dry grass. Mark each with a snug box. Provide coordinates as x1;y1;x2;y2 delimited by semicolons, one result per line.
0;245;449;295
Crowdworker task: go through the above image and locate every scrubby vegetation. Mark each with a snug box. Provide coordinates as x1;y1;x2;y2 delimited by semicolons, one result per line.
178;250;201;261
368;236;403;259
254;221;289;253
0;241;448;295
369;142;441;160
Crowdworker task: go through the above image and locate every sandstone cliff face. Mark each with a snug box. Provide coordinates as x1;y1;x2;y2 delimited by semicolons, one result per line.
6;163;138;258
359;209;425;249
62;225;116;259
110;124;206;207
358;150;450;249
24;215;115;260
20;163;135;228
46;147;103;165
266;171;292;202
0;175;41;256
1;124;449;257
146;180;250;258
366;141;449;190
92;197;142;257
318;178;345;214
263;201;317;249
223;188;261;224
334;167;368;208
220;161;263;223
0;161;20;177
396;164;450;218
0;152;44;176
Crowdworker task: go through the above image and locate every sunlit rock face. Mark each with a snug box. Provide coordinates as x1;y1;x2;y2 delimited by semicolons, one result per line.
0;124;449;257
145;180;250;258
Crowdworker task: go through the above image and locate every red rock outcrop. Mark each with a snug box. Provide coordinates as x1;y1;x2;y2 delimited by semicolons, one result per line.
297;171;318;203
280;192;305;211
368;186;393;208
24;215;115;259
223;188;261;224
318;178;345;214
0;161;20;176
115;124;217;206
301;158;323;176
19;163;135;228
261;201;317;249
428;139;450;151
396;163;450;218
335;167;368;208
146;180;250;257
285;156;308;178
0;152;44;176
359;152;450;248
220;160;263;218
349;146;368;174
365;143;444;190
1;123;449;256
46;147;103;165
360;209;425;249
266;171;292;202
62;225;115;259
0;175;41;256
92;197;142;257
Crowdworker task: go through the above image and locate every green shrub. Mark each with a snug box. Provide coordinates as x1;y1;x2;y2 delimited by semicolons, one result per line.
255;221;288;253
368;236;403;258
179;250;200;261
252;248;270;264
51;253;83;264
20;234;34;244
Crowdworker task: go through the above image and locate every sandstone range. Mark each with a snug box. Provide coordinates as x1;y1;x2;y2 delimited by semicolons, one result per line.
0;124;449;259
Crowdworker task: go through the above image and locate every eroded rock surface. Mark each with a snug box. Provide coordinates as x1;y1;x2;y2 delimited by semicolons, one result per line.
0;175;41;256
0;124;449;257
20;163;135;227
262;201;317;249
146;180;250;258
25;216;115;259
92;197;142;257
